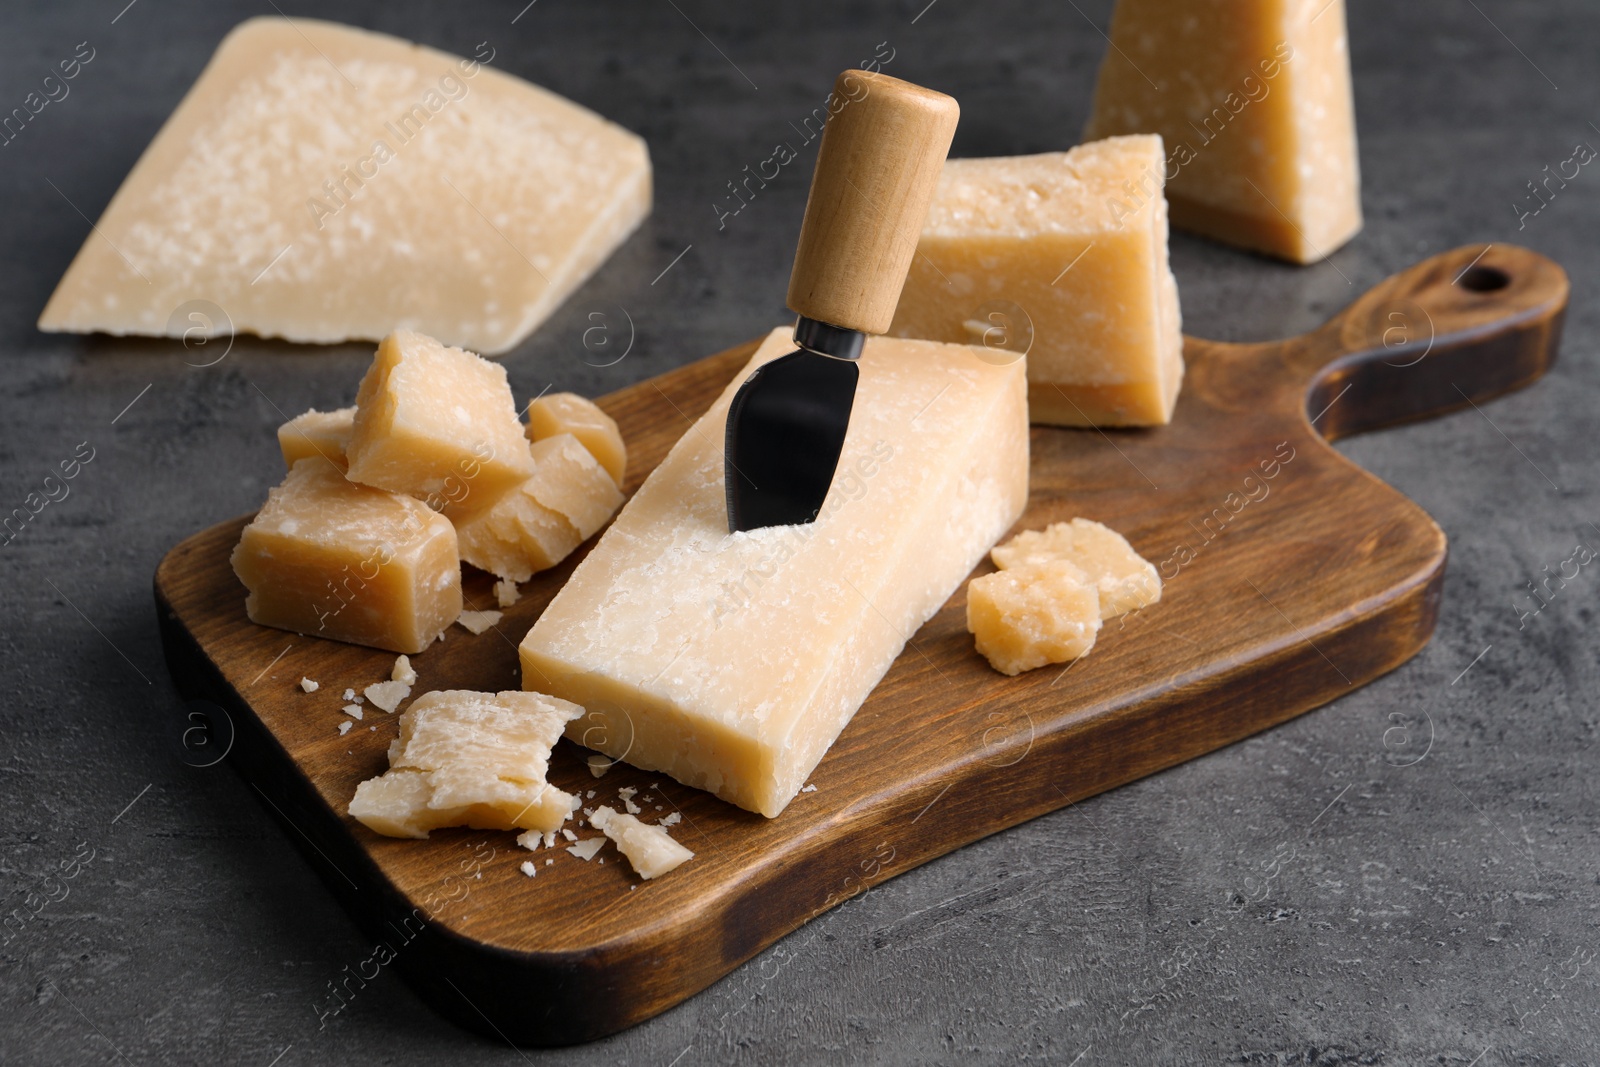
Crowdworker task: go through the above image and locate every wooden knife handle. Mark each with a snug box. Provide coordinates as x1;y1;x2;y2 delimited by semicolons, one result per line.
786;70;959;335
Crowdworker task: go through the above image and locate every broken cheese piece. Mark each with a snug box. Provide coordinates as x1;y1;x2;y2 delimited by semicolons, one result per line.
526;393;627;487
1084;0;1361;263
520;327;1029;817
992;518;1161;618
346;330;534;505
590;806;693;880
37;17;651;354
968;562;1101;676
229;458;461;654
348;689;581;838
890;137;1183;427
278;408;355;472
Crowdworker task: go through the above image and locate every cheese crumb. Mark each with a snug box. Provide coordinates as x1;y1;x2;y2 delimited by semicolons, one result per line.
494;579;521;608
519;860;537;877
391;655;417;686
590;805;693;880
341;704;364;720
343;688;357;702
660;812;682;828
546;858;553;866
568;837;605;861
300;678;319;693
561;829;577;842
801;783;817;793
456;609;503;635
618;785;641;815
338;720;354;736
364;680;411;713
516;829;541;852
586;754;612;779
586;790;596;799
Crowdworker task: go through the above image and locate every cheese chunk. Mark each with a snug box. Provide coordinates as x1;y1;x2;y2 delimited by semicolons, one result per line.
278;407;354;472
520;328;1029;817
348;689;581;838
968;562;1101;676
1084;0;1361;264
37;17;651;354
451;434;623;581
527;393;627;487
890;138;1183;427
589;806;693;880
992;518;1161;618
229;459;461;654
345;330;534;505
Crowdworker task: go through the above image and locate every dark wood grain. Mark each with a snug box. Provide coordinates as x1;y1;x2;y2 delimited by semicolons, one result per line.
154;243;1566;1046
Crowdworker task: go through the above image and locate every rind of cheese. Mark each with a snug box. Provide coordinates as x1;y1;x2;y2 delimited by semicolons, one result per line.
37;17;651;354
967;562;1101;676
991;518;1161;618
520;327;1029;817
890;137;1183;428
348;689;582;838
527;393;627;487
1083;0;1361;263
589;805;693;880
345;330;534;504
278;407;355;471
229;458;461;654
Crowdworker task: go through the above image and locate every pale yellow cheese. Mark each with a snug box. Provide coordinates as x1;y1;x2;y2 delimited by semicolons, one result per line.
890;138;1183;427
589;806;693;880
520;327;1029;817
229;458;461;654
1084;0;1361;263
992;518;1161;618
37;17;651;354
348;689;581;839
345;330;534;506
522;435;625;538
278;407;354;472
527;393;627;487
967;562;1100;676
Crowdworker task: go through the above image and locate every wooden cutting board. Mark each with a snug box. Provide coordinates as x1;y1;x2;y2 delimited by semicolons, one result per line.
155;244;1565;1046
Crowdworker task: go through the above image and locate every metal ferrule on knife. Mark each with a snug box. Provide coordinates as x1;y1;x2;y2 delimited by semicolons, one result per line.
792;316;864;362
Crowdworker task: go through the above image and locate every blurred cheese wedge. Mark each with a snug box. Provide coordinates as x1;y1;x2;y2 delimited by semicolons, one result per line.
348;690;581;838
1084;0;1361;263
991;518;1161;618
230;458;461;654
527;393;627;487
453;434;624;581
967;561;1101;676
589;806;693;880
890;137;1183;427
278;407;354;471
37;17;650;353
345;330;534;507
520;327;1029;817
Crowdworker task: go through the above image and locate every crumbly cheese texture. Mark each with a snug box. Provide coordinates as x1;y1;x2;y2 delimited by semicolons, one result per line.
991;518;1161;618
278;407;355;471
520;327;1029;817
589;805;693;880
37;17;651;353
1084;0;1361;263
345;330;534;504
527;393;627;487
968;562;1101;676
452;433;623;581
890;138;1183;427
348;689;582;838
229;458;461;654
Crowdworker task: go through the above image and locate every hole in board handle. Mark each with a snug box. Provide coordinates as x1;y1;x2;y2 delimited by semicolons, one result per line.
1456;265;1510;293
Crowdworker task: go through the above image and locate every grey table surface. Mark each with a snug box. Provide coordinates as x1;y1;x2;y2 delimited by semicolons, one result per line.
2;1;1596;1063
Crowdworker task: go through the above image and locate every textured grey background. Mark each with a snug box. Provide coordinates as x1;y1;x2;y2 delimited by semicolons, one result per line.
2;1;1596;1064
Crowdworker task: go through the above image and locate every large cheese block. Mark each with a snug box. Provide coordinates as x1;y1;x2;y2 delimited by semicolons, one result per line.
37;17;650;354
519;328;1029;817
1083;0;1361;264
889;137;1183;427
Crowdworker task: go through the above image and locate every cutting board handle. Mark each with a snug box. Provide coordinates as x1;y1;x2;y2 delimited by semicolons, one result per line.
786;70;960;335
1296;243;1568;442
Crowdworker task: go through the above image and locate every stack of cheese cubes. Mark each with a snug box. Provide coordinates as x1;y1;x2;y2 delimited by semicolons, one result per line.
231;329;626;654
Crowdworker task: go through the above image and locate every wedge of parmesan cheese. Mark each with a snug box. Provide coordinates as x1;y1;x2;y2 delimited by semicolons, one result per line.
37;17;651;353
